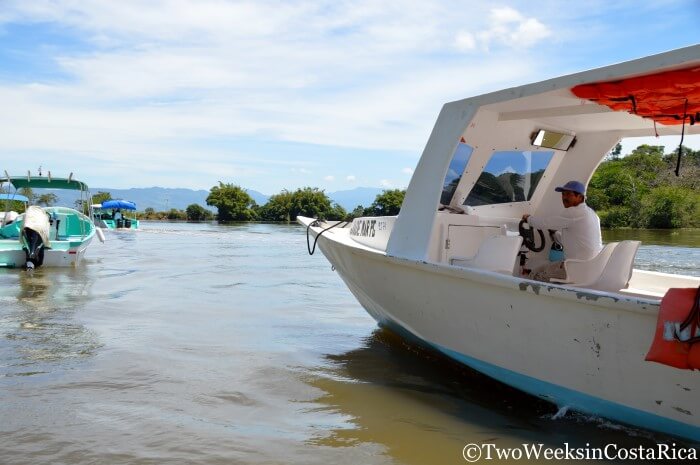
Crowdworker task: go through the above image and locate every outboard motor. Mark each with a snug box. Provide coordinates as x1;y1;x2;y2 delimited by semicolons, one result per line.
22;227;45;269
21;206;51;269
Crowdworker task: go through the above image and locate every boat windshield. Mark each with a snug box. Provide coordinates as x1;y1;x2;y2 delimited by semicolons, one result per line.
440;142;473;205
464;150;554;206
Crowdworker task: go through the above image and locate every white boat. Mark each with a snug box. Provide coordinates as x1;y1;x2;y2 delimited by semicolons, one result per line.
300;45;700;441
0;173;104;268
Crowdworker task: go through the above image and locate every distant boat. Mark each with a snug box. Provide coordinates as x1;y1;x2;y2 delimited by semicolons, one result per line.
93;199;139;230
0;173;104;268
300;45;700;441
1;193;29;227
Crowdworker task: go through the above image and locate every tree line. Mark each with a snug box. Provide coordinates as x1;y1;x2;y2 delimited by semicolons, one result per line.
587;144;699;228
203;184;406;222
75;185;406;222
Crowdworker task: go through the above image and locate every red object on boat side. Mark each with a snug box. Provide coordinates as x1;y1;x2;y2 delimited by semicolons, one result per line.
645;287;700;370
571;66;700;126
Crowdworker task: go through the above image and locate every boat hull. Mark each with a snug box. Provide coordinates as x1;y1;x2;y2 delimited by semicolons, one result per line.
44;238;94;267
306;222;700;442
97;218;139;230
0;237;93;268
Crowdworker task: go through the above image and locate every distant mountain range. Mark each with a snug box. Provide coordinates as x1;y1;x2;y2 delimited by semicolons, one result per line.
47;186;384;212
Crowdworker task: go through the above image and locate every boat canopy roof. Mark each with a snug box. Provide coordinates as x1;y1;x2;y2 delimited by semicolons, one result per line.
445;45;700;138
387;44;700;260
100;199;136;210
7;176;89;191
0;193;29;202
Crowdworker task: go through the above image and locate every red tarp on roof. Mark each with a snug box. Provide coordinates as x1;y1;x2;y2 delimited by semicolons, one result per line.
571;66;700;125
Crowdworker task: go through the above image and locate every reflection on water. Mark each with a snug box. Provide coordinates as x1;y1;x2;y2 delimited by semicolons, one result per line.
0;223;697;464
0;266;100;377
17;270;52;303
307;329;682;465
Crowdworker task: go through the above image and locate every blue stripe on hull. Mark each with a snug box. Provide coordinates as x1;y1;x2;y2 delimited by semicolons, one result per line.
378;320;700;443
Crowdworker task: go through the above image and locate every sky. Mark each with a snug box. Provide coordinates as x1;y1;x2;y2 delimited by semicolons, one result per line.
0;1;698;195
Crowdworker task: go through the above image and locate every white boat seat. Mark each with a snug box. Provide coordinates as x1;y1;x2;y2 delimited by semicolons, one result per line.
451;235;523;275
550;242;617;286
54;213;69;239
551;240;641;292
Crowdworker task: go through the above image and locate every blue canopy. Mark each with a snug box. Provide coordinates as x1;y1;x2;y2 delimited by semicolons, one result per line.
0;193;29;202
101;200;137;210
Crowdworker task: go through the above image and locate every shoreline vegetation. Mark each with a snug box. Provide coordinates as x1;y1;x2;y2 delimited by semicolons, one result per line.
99;185;408;224
4;144;698;229
587;144;699;229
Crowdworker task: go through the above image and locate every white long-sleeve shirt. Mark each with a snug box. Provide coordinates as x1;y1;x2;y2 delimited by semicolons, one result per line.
528;203;602;260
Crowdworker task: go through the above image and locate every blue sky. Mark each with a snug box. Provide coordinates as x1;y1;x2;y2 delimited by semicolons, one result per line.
0;1;698;194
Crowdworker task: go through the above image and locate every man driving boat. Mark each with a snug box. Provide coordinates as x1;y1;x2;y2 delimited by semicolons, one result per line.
522;180;603;282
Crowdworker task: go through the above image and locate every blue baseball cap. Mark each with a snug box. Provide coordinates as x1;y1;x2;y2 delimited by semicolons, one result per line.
554;180;586;195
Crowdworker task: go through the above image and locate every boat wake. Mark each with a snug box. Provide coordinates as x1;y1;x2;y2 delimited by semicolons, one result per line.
545;409;661;442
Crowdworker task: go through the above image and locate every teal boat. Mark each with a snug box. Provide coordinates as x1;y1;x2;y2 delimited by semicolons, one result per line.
0;174;104;269
93;199;139;230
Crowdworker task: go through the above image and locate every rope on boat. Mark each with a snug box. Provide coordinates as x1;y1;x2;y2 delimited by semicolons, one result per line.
674;99;688;177
306;219;350;255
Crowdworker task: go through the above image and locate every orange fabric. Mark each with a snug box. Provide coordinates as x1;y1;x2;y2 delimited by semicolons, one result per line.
645;288;699;370
571;66;700;125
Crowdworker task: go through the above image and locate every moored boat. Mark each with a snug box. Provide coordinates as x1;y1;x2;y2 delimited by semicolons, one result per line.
93;199;139;230
300;45;700;441
1;192;28;227
0;173;103;268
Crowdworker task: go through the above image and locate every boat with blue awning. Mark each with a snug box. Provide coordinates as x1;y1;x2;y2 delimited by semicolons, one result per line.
93;199;139;230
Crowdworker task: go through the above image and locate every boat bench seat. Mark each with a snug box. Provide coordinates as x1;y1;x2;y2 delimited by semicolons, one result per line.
56;214;84;238
50;213;67;240
450;235;523;275
551;240;641;293
0;220;20;239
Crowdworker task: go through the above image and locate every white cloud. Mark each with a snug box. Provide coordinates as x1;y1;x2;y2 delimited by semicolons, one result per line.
620;135;700;155
454;31;476;51
457;6;551;52
402;167;414;175
380;179;392;187
0;2;546;157
324;175;335;181
346;175;356;182
0;0;694;193
496;165;517;176
491;6;523;23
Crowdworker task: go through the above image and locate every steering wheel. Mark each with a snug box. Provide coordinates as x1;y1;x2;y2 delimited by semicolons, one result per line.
518;219;546;252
